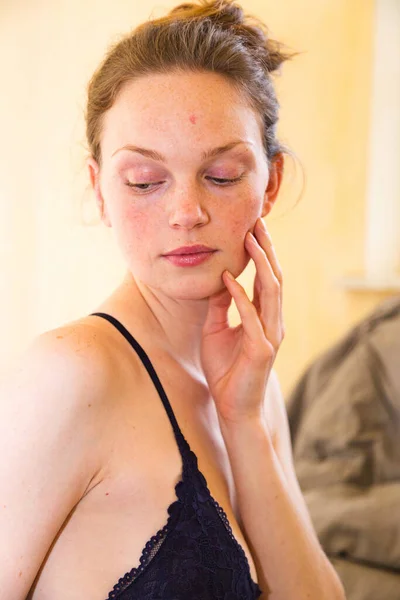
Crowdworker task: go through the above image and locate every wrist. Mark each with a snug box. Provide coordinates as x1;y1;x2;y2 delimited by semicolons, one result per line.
219;413;273;445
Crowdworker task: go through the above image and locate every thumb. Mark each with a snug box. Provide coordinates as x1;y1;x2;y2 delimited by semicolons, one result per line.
202;285;232;337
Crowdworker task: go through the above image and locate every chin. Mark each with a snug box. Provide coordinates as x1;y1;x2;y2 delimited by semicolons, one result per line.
162;275;228;300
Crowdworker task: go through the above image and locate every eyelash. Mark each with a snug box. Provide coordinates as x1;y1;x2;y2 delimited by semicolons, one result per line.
124;174;245;193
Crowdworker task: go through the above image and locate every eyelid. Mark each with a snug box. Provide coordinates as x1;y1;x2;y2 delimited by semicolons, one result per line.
205;152;252;171
124;173;246;194
125;180;164;190
207;174;246;184
125;174;244;184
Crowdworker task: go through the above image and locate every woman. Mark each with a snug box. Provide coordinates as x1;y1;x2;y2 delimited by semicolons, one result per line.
1;1;345;598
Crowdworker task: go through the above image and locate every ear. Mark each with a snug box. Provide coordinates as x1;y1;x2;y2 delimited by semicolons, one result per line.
261;153;284;219
87;157;112;228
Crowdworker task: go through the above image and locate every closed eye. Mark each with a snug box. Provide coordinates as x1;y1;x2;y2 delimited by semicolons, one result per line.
124;174;245;193
206;175;245;185
125;181;164;191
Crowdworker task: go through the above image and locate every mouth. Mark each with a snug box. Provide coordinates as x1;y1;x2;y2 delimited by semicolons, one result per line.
162;250;217;267
163;245;216;256
170;250;215;256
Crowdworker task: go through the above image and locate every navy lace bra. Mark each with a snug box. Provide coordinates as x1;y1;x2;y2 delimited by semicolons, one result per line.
90;312;262;600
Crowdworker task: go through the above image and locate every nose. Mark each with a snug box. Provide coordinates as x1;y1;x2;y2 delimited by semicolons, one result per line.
167;181;210;230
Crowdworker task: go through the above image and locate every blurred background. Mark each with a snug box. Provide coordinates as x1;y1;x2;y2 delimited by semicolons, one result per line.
0;0;399;395
1;1;400;598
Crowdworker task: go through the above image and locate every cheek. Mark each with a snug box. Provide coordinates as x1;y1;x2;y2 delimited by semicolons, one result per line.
128;211;152;243
229;217;246;241
110;205;152;255
125;208;147;233
227;191;262;237
220;192;261;270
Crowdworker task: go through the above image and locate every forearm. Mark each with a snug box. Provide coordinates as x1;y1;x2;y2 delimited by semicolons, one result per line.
220;418;345;600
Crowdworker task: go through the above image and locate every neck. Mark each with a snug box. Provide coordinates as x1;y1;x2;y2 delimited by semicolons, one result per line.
116;271;211;377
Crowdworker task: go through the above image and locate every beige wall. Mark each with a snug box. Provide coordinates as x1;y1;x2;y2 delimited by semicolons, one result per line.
0;0;394;395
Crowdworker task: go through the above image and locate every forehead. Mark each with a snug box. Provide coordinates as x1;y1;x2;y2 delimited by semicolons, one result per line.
100;71;263;158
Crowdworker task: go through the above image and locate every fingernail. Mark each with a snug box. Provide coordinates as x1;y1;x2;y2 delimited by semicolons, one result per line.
225;270;235;281
257;217;266;229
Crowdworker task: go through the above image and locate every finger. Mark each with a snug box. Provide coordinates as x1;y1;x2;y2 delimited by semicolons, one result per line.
255;219;283;298
246;231;279;302
222;270;274;361
245;231;282;348
202;287;232;337
253;226;284;338
256;227;285;341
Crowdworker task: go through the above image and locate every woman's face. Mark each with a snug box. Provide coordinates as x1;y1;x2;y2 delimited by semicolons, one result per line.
88;70;282;299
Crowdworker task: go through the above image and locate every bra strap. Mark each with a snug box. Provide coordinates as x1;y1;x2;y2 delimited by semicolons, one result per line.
89;312;192;463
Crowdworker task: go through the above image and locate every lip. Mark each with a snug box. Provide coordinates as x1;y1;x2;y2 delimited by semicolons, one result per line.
163;251;216;267
163;245;216;256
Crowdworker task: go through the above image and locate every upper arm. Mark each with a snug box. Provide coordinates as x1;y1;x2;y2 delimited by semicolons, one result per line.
0;327;110;599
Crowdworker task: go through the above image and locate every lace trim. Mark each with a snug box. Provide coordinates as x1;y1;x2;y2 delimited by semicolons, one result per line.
106;448;262;599
106;437;196;599
106;477;185;599
189;450;261;593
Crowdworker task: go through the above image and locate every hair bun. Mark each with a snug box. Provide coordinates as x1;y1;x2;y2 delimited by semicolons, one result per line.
206;0;245;27
167;0;291;73
169;0;244;27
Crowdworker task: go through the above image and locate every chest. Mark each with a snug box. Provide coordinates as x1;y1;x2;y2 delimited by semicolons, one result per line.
28;355;261;599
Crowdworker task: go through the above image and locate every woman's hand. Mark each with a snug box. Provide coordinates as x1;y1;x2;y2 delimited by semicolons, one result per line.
201;217;285;426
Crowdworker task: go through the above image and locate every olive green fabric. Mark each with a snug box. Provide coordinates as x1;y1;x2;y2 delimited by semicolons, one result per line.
286;296;400;599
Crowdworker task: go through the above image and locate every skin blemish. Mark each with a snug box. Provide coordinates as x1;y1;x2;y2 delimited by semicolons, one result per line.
87;403;92;408
189;113;197;124
105;492;109;496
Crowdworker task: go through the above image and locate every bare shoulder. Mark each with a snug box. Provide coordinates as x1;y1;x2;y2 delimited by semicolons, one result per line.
0;317;123;598
1;316;128;487
17;317;120;413
7;318;113;431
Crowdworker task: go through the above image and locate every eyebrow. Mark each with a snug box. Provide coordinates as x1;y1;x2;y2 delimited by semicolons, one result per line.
111;140;252;161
